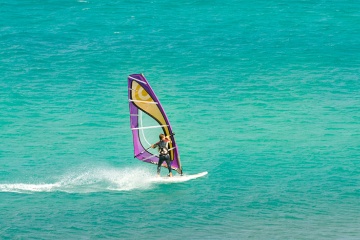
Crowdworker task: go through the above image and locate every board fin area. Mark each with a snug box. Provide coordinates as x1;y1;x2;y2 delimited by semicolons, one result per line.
150;171;208;183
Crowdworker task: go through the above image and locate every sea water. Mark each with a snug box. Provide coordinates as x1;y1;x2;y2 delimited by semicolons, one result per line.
1;0;359;239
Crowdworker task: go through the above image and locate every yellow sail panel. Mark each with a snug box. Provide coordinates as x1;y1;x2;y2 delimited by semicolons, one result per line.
131;81;167;126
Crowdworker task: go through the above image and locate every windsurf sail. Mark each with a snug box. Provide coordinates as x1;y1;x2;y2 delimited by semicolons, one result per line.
128;74;182;174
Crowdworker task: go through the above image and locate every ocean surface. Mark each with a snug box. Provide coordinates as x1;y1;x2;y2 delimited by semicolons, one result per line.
1;0;359;239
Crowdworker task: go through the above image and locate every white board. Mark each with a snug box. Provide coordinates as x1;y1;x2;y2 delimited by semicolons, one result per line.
150;171;208;183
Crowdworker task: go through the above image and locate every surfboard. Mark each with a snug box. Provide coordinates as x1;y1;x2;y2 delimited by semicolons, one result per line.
150;171;208;183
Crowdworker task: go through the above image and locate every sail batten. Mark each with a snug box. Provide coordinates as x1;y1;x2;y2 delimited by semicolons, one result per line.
128;74;182;174
141;154;158;161
129;99;159;104
128;76;147;84
131;125;169;130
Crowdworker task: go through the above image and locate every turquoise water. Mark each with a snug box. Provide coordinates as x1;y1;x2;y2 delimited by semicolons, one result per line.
1;0;360;239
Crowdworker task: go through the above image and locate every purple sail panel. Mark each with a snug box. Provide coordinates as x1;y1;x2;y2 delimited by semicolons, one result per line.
128;74;182;174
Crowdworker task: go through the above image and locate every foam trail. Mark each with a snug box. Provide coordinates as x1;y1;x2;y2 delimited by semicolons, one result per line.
0;167;156;193
0;183;62;193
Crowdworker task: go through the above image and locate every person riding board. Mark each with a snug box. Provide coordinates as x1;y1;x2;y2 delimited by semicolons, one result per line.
152;133;173;177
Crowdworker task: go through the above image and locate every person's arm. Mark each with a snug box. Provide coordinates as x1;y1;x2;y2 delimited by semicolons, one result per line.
165;136;172;143
151;142;158;148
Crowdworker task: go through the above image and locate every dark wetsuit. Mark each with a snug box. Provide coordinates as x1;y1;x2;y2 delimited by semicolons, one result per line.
154;139;172;175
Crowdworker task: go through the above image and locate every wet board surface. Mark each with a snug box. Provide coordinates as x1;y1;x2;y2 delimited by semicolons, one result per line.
150;171;208;183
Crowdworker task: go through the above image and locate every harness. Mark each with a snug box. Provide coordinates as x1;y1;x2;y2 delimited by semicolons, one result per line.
157;140;169;156
159;147;169;156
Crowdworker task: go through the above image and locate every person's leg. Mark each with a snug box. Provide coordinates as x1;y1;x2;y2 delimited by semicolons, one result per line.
157;156;165;176
165;155;172;177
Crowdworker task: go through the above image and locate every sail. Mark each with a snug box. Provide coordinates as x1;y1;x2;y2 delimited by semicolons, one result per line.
128;74;182;174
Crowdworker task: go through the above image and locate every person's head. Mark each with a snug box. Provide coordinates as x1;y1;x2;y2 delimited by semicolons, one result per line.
159;133;165;140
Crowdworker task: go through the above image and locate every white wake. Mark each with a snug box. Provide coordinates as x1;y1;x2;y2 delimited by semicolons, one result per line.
0;167;156;193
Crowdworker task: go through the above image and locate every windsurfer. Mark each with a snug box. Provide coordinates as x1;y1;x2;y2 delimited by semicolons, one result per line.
152;133;173;177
